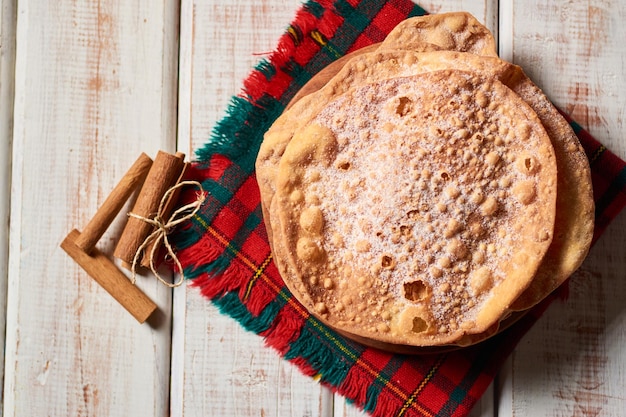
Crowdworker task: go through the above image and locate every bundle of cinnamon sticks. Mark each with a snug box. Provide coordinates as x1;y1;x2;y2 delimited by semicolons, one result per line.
61;151;191;323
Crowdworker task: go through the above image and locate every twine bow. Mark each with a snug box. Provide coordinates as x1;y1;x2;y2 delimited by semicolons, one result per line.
129;180;206;288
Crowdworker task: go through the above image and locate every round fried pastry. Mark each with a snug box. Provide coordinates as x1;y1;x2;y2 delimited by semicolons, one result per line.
258;13;594;347
274;70;557;346
379;12;497;56
259;49;594;320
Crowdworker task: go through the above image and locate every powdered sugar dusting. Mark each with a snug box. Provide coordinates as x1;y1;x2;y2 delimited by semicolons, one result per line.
277;70;556;345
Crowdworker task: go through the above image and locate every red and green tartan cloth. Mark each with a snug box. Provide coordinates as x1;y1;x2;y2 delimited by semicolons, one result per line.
172;0;626;416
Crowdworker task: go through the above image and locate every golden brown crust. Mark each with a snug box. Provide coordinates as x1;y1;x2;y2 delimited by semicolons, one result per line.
508;81;594;310
261;48;595;317
273;70;557;346
256;12;594;349
379;12;497;57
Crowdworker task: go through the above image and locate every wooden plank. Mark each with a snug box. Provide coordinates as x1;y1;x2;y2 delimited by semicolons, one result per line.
333;3;498;414
0;0;17;412
173;291;332;417
172;1;331;416
4;0;179;415
498;0;626;415
173;1;501;416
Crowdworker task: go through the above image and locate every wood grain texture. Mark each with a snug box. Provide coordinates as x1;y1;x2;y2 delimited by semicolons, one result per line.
0;0;17;410
61;229;159;323
498;0;626;416
4;0;179;415
4;0;625;416
175;291;332;417
173;1;331;416
74;152;153;254
501;0;626;153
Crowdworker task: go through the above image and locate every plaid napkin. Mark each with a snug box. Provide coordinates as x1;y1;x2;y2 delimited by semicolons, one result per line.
172;0;626;416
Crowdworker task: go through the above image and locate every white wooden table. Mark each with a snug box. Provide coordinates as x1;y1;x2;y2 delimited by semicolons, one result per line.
1;0;624;415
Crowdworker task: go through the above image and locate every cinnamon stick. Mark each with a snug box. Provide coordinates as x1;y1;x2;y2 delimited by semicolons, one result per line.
62;229;158;323
140;162;191;268
114;150;185;267
75;153;153;254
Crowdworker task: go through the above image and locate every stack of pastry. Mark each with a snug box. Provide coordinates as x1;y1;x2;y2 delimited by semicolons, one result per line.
255;12;594;351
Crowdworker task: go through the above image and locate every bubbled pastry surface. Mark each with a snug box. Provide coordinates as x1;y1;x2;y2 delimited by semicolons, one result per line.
274;70;557;346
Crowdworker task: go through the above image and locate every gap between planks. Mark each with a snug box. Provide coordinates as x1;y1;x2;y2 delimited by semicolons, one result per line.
0;0;17;411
